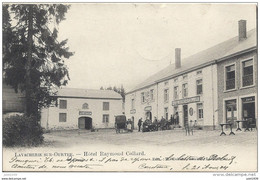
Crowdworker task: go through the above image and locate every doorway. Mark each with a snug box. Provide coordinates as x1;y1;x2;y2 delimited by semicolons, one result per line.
145;111;152;121
183;105;188;127
225;99;237;127
78;117;92;130
242;97;255;128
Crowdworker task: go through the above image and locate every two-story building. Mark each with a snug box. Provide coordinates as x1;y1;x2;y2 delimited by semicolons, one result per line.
3;83;25;114
217;20;257;127
125;20;257;130
41;88;123;130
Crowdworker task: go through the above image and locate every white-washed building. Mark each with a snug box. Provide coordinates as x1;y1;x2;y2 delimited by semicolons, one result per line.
41;88;123;130
125;20;256;130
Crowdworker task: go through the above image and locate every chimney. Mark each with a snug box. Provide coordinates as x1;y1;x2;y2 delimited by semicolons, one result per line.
175;48;181;69
238;20;247;41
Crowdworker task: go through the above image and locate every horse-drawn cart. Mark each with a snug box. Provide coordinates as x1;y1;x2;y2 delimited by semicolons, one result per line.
115;115;133;133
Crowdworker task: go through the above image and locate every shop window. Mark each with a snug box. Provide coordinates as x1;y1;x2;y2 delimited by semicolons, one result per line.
82;103;89;109
225;64;235;90
150;89;154;100
103;114;109;123
174;86;179;100
164;89;169;102
242;59;253;87
196;79;203;95
59;100;67;109
59;113;67;122
197;103;203;119
182;83;188;98
141;92;145;103
164;107;168;120
103;102;109;111
225;99;237;124
174;106;178;114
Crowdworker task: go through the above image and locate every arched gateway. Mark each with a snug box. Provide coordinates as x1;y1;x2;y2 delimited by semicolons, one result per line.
78;117;92;130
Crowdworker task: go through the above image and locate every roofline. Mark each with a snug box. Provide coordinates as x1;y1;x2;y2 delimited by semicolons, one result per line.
55;96;122;100
126;46;256;95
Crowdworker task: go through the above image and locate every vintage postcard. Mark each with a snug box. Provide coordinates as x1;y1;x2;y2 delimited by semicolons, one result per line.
1;2;258;177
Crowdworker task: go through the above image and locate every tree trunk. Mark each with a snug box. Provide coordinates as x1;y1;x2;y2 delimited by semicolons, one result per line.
25;5;33;116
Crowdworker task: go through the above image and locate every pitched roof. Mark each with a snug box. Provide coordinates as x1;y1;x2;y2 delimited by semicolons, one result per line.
56;88;122;99
127;28;256;94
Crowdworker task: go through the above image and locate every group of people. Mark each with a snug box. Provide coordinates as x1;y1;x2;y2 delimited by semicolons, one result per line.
137;112;180;132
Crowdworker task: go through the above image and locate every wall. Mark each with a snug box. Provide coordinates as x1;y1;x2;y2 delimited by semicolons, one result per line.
41;97;123;130
217;50;258;124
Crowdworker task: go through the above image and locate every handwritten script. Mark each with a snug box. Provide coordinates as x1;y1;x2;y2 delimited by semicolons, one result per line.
5;151;237;171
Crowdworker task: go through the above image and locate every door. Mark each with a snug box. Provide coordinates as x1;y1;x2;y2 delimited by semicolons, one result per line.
183;105;188;127
225;100;237;126
85;117;92;129
242;101;255;128
78;117;85;129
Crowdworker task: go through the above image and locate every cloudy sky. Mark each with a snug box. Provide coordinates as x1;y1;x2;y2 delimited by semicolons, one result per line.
57;3;256;92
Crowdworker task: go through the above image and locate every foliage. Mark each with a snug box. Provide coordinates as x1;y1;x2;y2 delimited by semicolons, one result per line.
100;85;125;102
3;4;74;116
3;115;44;146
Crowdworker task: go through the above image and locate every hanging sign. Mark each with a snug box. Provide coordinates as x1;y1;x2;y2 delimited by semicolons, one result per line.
130;109;136;114
144;106;152;111
189;107;194;116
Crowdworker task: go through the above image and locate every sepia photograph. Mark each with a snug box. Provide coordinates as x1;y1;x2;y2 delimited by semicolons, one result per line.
1;2;258;179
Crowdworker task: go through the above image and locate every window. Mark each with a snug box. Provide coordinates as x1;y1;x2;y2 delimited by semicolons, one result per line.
182;83;188;98
197;70;202;75
164;107;168;120
131;99;135;109
197;103;203;119
164;89;169;102
59;100;67;109
164;81;169;86
225;64;235;90
82;103;89;109
196;79;203;95
141;92;145;103
174;106;178;114
183;74;188;80
150;89;154;100
174;86;179;100
59;113;67;122
242;59;253;87
103;102;109;111
103;114;109;123
174;78;178;83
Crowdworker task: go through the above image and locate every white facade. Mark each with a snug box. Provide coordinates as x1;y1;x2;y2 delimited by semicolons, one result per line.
41;89;123;130
125;64;218;130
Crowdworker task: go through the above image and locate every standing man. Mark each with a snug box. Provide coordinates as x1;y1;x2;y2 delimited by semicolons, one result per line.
170;115;174;125
138;118;143;132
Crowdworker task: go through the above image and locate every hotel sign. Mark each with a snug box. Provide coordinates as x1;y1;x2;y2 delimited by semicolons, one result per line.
79;111;92;116
130;109;136;114
172;96;200;106
144;106;152;111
